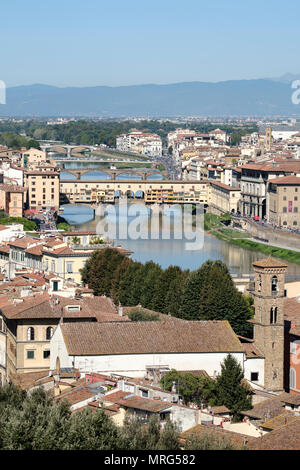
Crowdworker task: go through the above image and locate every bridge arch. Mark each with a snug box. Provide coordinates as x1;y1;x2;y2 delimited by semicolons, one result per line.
146;173;164;180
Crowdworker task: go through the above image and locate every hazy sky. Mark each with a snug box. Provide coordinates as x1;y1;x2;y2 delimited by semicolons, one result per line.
1;0;300;87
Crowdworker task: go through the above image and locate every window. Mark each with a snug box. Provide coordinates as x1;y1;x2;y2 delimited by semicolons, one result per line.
141;389;149;398
271;276;278;293
43;350;50;359
27;350;35;359
46;326;54;340
294;207;298;213
257;274;262;292
66;262;73;273
283;196;287;201
251;372;259;382
27;327;35;341
270;306;277;324
291;341;297;354
290;368;296;390
283;207;287;213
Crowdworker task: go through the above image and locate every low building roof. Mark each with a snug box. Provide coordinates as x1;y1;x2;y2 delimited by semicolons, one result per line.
268;175;300;185
180;424;251;449
0;293;126;322
60;319;244;356
247;416;300;450
241;393;287;420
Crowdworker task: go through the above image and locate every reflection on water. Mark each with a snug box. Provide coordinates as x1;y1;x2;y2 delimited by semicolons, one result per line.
60;203;300;279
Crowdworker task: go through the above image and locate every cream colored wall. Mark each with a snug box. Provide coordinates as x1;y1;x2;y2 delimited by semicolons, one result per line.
43;253;88;284
26;173;60;210
285;281;300;298
14;321;58;374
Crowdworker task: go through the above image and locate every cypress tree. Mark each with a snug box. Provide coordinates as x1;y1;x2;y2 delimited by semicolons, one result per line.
216;354;252;421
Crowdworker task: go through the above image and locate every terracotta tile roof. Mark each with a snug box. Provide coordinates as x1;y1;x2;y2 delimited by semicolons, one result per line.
103;390;129;402
242;342;265;359
8;237;41;249
60;320;244;356
210;405;230;414
180;424;251;449
25;245;44;256
10;370;54;390
0;293;121;321
241;393;287;420
268;175;300;185
116;395;172;413
252;257;288;268
280;392;300;406
284;297;300;324
0;183;26;193
0;245;10;253
247;416;300;450
260;411;296;431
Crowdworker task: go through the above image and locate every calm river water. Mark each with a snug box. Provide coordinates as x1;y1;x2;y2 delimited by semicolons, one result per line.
60;203;300;280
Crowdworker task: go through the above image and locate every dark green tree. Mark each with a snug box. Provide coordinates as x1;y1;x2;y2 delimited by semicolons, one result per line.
215;354;252;421
80;248;125;296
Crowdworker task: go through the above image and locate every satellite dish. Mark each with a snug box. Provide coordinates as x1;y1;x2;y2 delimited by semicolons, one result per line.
296;295;300;303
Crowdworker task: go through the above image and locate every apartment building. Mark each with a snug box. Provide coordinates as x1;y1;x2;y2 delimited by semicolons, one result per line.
240;161;300;219
116;129;162;157
25;170;60;210
0;183;26;217
208;181;241;215
267;175;300;228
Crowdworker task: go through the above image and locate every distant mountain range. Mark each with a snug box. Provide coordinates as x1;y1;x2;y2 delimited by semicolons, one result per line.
1;75;300;117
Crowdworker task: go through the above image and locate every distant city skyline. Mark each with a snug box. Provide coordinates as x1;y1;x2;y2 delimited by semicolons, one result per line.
2;0;300;88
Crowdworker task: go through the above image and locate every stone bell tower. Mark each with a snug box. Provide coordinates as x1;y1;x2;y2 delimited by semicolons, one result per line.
252;257;287;392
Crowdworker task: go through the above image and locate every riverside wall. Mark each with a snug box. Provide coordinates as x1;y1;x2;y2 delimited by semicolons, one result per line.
231;217;300;250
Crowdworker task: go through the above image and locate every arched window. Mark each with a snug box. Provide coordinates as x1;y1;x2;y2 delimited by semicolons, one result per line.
290;368;296;390
46;326;54;340
27;327;35;341
257;274;262;292
270;306;277;324
271;276;278;293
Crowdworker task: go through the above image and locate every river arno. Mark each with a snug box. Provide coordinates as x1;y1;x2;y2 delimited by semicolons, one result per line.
60;203;300;280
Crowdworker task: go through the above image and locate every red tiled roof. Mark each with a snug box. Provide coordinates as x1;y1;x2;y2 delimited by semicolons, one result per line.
252;257;288;268
60;320;243;356
268;175;300;185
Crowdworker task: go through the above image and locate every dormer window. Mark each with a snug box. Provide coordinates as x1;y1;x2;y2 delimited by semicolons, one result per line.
66;305;80;312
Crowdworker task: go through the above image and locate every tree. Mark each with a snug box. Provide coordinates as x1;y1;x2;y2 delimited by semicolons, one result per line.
128;308;160;322
151;266;183;314
184;433;241;450
140;261;163;309
179;260;252;337
215;354;252;421
80;248;125;296
160;369;217;407
179;261;213;320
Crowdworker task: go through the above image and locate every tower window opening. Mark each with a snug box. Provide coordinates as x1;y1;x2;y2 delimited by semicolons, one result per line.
271;276;278;293
270;306;277;324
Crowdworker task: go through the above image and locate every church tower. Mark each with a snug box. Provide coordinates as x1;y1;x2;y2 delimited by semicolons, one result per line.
252;257;287;392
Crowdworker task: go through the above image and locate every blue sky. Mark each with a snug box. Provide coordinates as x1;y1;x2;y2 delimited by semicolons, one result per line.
1;0;300;87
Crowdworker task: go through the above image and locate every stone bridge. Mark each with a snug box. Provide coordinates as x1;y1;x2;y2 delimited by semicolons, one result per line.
60;168;166;180
41;144;93;156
